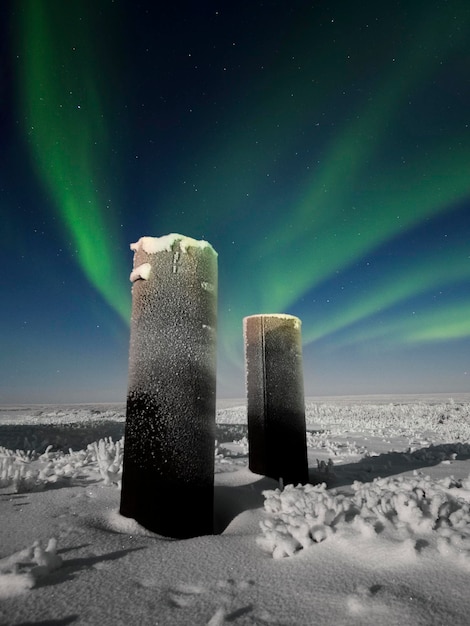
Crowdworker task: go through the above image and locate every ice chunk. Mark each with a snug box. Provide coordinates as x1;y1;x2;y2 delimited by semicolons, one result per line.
130;262;152;282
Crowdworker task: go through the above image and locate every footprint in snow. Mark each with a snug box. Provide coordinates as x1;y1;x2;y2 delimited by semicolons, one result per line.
167;578;283;624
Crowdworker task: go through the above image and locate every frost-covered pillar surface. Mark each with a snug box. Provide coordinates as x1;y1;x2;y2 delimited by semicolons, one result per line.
244;314;308;486
120;234;217;538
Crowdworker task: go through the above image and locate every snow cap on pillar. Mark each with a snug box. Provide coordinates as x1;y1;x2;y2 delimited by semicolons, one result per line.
129;233;217;279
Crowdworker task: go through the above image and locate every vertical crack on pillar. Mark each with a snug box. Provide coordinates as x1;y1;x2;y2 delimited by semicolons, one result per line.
172;250;180;273
260;315;268;442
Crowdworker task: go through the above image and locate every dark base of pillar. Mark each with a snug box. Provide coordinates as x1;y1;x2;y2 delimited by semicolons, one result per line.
248;409;309;486
120;466;213;538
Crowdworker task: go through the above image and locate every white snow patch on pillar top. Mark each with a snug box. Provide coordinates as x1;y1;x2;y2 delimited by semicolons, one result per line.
244;313;302;328
130;234;217;256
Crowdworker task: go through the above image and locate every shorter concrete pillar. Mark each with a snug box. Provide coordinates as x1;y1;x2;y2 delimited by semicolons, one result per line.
120;234;217;538
243;314;308;485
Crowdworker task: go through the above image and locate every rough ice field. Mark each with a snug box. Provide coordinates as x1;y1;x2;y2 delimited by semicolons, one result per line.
1;399;470;625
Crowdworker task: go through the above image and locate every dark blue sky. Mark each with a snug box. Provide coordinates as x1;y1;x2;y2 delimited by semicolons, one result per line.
1;0;469;403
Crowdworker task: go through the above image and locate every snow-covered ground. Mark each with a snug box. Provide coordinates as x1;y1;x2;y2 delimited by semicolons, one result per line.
1;396;470;625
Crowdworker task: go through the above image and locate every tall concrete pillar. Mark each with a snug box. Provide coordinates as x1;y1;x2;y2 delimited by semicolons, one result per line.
120;234;217;538
244;314;308;486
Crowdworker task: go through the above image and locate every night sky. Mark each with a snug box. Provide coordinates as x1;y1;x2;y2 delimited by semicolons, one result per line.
1;0;469;403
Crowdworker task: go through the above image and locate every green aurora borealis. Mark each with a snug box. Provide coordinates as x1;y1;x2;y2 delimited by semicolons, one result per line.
2;0;470;400
17;0;130;322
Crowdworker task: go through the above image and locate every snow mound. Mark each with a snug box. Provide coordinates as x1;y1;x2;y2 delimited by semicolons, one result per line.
0;538;62;599
258;472;470;562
